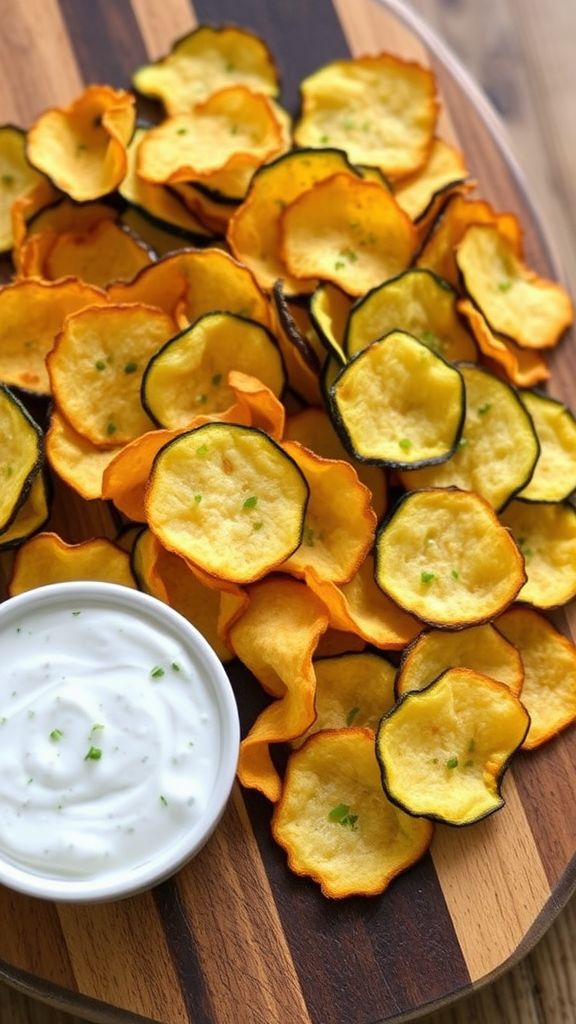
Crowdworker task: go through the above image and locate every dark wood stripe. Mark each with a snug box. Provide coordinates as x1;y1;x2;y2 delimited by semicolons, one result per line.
58;0;148;87
153;879;215;1024
191;0;350;115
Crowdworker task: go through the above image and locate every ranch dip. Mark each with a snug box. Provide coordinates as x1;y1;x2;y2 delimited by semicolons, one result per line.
0;589;223;882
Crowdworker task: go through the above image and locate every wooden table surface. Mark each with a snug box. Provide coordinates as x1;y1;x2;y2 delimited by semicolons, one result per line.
1;0;575;1022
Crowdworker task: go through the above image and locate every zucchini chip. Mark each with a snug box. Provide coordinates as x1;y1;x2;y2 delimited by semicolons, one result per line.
517;391;576;502
345;268;476;362
498;607;576;749
400;364;540;510
294;56;438;179
132;25;279;113
119;128;214;241
297;652;397;745
281;441;376;585
315;631;366;658
45;412;123;502
280;173;416;296
284;407;387;519
457;299;550;388
309;282;351;365
230;577;329;801
18;199;118;278
121;207;200;257
0;278;108;395
0;385;43;535
376;668;529;826
396;624;524;697
0;473;50;551
43;220;152;288
133;530;233;663
142;313;284;429
27;86;136;202
416;194;523;287
273;729;433;898
228;370;285;440
10;176;59;269
306;556;421;651
500;500;576;609
375;489;526;626
102;427;184;522
48;304;175;447
330;331;465;468
9;533;137;596
272;282;322;373
273;300;323;406
456;224;573;349
145;423;309;583
227;148;360;293
394;138;469;223
171;181;236;234
0;126;44;252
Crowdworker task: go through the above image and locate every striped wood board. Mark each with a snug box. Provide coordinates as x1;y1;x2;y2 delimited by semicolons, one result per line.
0;1;575;1023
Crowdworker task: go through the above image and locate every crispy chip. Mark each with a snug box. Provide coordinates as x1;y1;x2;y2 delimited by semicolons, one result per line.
48;303;175;446
132;25;279;113
394;138;469;222
375;489;526;626
498;607;576;749
456;224;573;349
517;391;576;502
400;363;540;510
315;630;366;658
17;199;118;277
46;412;123;501
9;532;137;595
294;56;438;179
0;385;43;534
146;424;309;583
273;729;433;897
396;624;524;697
280;173;416;296
500;500;576;609
457;299;550;388
309;282;351;364
27;85;136;201
0;278;108;395
298;652;396;744
0;473;50;551
377;668;529;825
121;206;203;257
227;148;360;293
0;126;45;252
227;370;285;440
230;576;329;801
142;312;284;429
10;176;59;269
44;219;152;288
281;441;376;584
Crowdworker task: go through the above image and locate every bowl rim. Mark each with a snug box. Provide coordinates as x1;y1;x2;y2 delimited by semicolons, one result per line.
0;580;240;903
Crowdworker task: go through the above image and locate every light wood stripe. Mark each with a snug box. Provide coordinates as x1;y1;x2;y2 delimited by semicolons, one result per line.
331;0;457;143
131;0;196;60
0;0;83;124
431;773;551;981
175;786;310;1024
57;893;189;1023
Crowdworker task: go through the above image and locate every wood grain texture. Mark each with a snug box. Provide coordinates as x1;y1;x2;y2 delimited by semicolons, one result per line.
0;1;575;1023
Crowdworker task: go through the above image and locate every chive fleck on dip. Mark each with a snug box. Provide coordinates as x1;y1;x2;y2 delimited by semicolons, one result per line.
0;582;239;902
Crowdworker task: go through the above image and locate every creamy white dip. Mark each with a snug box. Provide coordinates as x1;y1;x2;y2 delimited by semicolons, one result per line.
0;595;222;882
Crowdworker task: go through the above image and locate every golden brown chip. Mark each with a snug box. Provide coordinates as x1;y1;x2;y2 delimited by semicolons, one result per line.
44;220;152;288
457;299;550;388
396;624;524;697
9;532;137;595
0;126;45;252
27;85;136;201
45;412;123;501
273;729;433;897
299;652;396;744
499;500;576;609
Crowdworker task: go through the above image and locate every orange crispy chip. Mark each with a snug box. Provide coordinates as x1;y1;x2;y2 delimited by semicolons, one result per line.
0;278;108;395
280;173;416;296
306;555;421;650
9;532;137;596
281;441;376;585
47;303;175;446
458;299;550;387
229;576;329;801
27;86;136;201
44;220;152;288
46;412;123;501
227;370;285;440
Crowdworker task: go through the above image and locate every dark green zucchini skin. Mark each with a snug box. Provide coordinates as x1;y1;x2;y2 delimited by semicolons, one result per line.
0;383;44;536
516;389;576;503
273;280;321;373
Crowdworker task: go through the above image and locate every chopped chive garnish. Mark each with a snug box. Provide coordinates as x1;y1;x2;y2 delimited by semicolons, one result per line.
498;280;512;292
150;666;165;679
90;723;104;735
95;359;106;371
171;662;180;672
253;521;264;531
0;718;5;725
176;127;187;135
339;246;358;263
432;758;438;765
84;746;102;761
243;495;258;510
319;133;330;144
27;710;35;719
27;777;33;785
334;260;345;270
160;794;168;806
72;610;81;616
49;728;63;742
342;117;355;130
106;421;117;436
124;361;138;374
328;803;359;829
16;626;21;633
225;60;235;71
446;756;459;769
194;494;202;504
421;329;437;346
196;444;209;457
420;571;435;583
398;437;412;452
451;569;459;580
477;402;492;415
211;373;222;386
346;706;360;726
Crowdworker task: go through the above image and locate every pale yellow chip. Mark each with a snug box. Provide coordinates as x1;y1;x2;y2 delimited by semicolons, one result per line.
298;652;397;745
517;391;576;502
280;173;416;296
9;532;137;595
44;219;152;288
396;624;524;697
45;412;123;501
0;126;45;252
394;138;469;222
294;55;438;179
499;500;576;609
273;728;433;898
457;299;551;388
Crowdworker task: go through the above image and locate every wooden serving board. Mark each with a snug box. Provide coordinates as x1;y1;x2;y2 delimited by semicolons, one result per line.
0;1;575;1022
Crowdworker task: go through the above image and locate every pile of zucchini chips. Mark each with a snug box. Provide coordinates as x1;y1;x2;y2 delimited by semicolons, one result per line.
1;25;576;898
